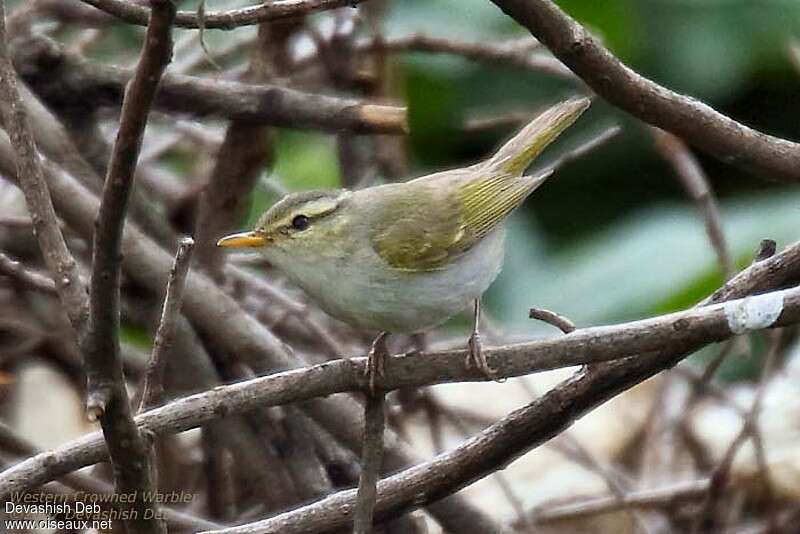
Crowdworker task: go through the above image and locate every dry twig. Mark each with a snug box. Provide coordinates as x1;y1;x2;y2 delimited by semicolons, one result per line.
138;237;195;412
80;0;368;30
353;33;576;81
0;0;87;331
524;478;710;525
529;307;576;334
354;394;387;534
0;250;58;293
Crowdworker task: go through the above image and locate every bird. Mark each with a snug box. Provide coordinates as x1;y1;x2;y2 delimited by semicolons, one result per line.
218;97;590;392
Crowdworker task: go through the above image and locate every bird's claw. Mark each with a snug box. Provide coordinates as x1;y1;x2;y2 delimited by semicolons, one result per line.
466;332;500;381
365;332;389;396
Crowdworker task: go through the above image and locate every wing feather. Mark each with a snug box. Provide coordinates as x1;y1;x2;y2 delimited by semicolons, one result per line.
369;170;545;271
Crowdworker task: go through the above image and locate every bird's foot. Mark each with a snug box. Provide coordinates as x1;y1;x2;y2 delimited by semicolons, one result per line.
365;332;390;395
466;331;500;381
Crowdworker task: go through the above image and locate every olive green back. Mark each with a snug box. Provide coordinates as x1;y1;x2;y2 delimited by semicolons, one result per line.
369;97;589;271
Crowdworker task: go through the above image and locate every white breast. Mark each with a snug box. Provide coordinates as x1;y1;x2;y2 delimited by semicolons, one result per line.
269;228;506;334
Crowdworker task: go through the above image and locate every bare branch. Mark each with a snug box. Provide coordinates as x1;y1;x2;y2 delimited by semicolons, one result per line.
86;0;174;416
13;35;408;134
138;237;194;412
529;307;576;334
2;281;800;501
489;0;800;181
83;1;176;532
0;0;87;331
354;395;386;534
524;478;710;524
0;250;57;293
353;33;576;81
704;241;800;305
79;0;368;30
538;124;621;174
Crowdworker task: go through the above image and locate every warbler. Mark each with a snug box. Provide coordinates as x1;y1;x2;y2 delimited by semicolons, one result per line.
218;97;590;391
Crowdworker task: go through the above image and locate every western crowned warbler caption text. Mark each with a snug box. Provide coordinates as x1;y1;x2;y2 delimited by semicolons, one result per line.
3;491;194;530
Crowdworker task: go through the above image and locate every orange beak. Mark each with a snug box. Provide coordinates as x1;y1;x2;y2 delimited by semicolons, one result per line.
216;231;269;248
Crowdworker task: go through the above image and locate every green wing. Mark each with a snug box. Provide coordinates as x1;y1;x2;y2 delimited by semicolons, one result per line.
370;97;590;271
369;170;543;271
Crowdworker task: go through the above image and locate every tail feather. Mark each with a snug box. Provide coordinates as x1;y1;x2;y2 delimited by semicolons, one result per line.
486;97;591;176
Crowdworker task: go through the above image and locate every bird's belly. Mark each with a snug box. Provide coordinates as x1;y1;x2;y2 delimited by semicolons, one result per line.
296;229;506;333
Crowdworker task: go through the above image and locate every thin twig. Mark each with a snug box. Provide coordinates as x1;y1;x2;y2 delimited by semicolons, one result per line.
353;33;576;81
524;478;710;525
489;0;800;181
529;307;576;333
0;250;57;293
652;129;734;279
704;241;800;305
464;110;542;132
138;237;195;412
754;239;777;263
0;0;87;331
80;0;367;29
539;124;621;174
354;394;386;534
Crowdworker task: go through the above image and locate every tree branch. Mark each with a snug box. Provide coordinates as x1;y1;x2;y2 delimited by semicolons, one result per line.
352;33;576;81
354;394;386;534
13;35;407;134
0;250;59;294
1;280;799;501
83;1;175;532
79;0;368;30
523;478;710;525
488;0;800;181
0;0;87;332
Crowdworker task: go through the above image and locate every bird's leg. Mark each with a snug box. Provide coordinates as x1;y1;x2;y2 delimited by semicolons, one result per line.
466;299;497;379
365;331;390;395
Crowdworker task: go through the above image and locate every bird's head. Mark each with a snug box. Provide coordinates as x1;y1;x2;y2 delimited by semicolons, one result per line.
216;189;352;262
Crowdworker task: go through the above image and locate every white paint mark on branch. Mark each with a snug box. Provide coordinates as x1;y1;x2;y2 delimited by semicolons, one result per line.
724;291;784;334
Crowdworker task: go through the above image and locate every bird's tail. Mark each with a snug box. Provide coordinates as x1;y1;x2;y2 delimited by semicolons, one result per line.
485;97;591;177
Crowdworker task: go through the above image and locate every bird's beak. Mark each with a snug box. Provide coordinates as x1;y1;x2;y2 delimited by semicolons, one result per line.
216;231;269;248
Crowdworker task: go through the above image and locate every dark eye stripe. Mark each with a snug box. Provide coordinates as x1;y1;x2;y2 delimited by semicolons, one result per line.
291;214;310;231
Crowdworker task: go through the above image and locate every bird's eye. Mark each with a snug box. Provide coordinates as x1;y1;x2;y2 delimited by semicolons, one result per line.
291;214;310;231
